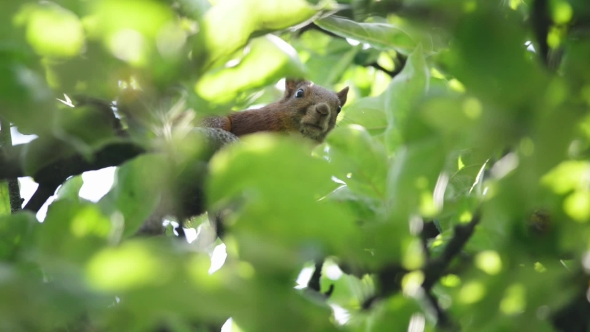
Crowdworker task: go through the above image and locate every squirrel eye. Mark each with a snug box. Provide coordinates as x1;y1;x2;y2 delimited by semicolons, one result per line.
295;89;304;98
337;105;342;113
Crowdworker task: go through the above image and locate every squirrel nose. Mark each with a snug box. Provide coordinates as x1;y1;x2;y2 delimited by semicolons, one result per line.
315;103;329;116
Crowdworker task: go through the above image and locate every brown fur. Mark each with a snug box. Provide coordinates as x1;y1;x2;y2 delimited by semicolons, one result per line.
201;79;349;142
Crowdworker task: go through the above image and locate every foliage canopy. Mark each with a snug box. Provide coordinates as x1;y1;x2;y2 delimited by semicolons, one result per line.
1;0;590;331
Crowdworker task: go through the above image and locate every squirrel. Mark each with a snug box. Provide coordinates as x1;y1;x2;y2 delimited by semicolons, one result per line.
137;79;349;236
200;78;349;143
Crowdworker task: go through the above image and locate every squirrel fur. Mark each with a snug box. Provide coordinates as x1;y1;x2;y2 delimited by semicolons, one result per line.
200;79;349;143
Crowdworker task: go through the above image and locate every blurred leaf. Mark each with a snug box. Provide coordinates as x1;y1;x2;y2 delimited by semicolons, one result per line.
35;200;111;265
86;0;176;67
327;125;388;199
0;61;56;135
386;137;447;220
21;136;75;177
326;185;382;221
196;35;306;103
304;42;360;86
383;45;430;150
0;183;10;216
86;240;173;292
444;6;546;108
176;0;212;20
338;96;386;135
53;104;119;158
55;175;83;201
0;212;37;260
20;2;85;58
99;154;167;238
315;16;416;55
192;0;318;68
208;135;360;270
542;160;590;195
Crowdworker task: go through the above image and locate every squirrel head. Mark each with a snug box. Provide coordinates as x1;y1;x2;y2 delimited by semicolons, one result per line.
281;78;349;142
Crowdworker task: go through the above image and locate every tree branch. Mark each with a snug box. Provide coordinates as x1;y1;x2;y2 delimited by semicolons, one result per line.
308;260;324;292
23;183;58;213
531;0;551;68
422;212;480;291
0;119;23;212
0;141;145;184
0;140;145;213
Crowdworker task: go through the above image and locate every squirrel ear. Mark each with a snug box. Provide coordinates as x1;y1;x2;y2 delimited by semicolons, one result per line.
284;78;305;97
337;86;349;106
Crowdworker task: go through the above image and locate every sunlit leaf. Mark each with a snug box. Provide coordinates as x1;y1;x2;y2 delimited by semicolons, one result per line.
35;200;111;264
315;16;416;55
208;135;360;269
86;0;176;67
21;3;85;58
338;96;387;135
382;45;429;150
192;0;318;68
326;125;388;199
55;175;83;201
196;35;306;103
0;183;10;215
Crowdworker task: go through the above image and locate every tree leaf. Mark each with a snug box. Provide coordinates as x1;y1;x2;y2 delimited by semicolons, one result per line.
382;45;430;150
192;0;318;69
338;96;387;135
315;16;416;55
196;35;306;103
98;154;166;238
35;200;111;264
55;175;83;201
0;182;10;216
207;135;360;271
0;212;37;260
326;125;388;199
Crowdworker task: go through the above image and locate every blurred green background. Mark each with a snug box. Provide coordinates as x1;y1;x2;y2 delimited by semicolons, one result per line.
1;0;590;331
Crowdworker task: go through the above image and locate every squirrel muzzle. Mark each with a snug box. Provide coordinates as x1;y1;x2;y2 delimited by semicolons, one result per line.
300;102;335;141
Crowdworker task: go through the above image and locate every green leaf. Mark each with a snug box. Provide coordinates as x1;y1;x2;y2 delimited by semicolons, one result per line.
55;175;83;201
21;3;85;58
325;185;382;221
35;200;111;264
207;135;360;270
338;96;386;135
196;35;306;103
98;154;166;238
0;212;37;260
0;61;56;135
86;0;176;67
444;6;546;108
304;42;360;86
326;125;388;199
192;0;318;68
382;45;430;150
0;182;10;216
175;0;212;20
315;16;416;55
386;137;447;221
